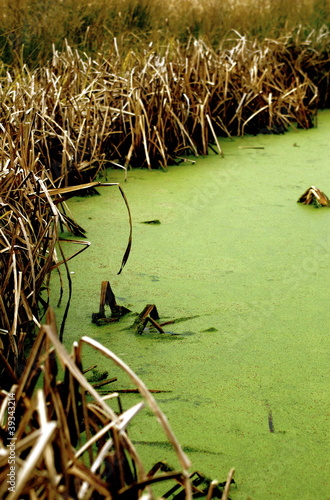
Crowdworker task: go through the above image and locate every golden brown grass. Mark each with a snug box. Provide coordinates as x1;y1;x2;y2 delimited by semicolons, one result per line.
1;0;329;66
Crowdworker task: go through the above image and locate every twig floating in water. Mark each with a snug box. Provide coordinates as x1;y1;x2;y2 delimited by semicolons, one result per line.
268;409;275;433
239;146;265;149
141;219;161;224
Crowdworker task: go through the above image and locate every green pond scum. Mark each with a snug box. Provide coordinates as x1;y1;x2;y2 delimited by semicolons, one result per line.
52;110;330;499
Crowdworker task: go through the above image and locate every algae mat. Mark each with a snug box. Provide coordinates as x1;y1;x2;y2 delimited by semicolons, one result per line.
54;111;330;499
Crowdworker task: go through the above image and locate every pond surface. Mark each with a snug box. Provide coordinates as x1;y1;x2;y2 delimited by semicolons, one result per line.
54;110;330;499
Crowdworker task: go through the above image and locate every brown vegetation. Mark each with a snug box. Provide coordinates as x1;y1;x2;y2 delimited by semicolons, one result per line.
0;2;330;495
0;130;131;385
0;28;328;180
1;0;329;66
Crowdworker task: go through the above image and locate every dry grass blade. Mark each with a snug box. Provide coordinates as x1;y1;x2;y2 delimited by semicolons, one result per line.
8;422;58;500
221;468;235;500
206;114;224;157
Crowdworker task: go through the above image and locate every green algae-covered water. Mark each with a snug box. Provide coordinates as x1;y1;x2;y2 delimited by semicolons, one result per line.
54;111;330;499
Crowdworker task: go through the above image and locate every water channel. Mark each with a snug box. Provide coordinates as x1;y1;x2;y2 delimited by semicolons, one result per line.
53;110;330;499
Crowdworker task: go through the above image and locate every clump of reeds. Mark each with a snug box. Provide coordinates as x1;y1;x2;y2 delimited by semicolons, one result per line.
0;309;234;499
0;135;57;384
0;28;327;176
0;123;96;386
0;123;133;386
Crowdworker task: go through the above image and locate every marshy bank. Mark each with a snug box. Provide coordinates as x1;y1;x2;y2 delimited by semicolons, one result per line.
1;9;330;496
55;109;330;499
1;26;329;369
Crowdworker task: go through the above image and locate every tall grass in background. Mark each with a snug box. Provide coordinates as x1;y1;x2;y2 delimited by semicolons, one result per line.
0;0;329;67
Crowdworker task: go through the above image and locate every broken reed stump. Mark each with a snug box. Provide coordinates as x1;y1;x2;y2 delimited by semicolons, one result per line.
297;186;330;207
133;304;166;335
92;281;131;326
92;292;193;337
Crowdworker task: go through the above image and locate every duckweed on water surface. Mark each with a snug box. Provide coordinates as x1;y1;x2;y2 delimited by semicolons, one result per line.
53;110;330;499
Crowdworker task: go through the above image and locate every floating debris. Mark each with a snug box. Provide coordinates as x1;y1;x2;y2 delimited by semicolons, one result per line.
265;401;275;433
141;219;161;224
202;327;219;333
105;388;172;394
92;281;131;326
86;367;117;389
297;186;330;207
267;409;275;433
132;306;199;336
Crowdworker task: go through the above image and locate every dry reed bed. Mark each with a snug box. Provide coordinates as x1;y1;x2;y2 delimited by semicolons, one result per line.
0;29;328;177
0;144;57;382
0;309;233;499
0;134;132;385
0;135;92;385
